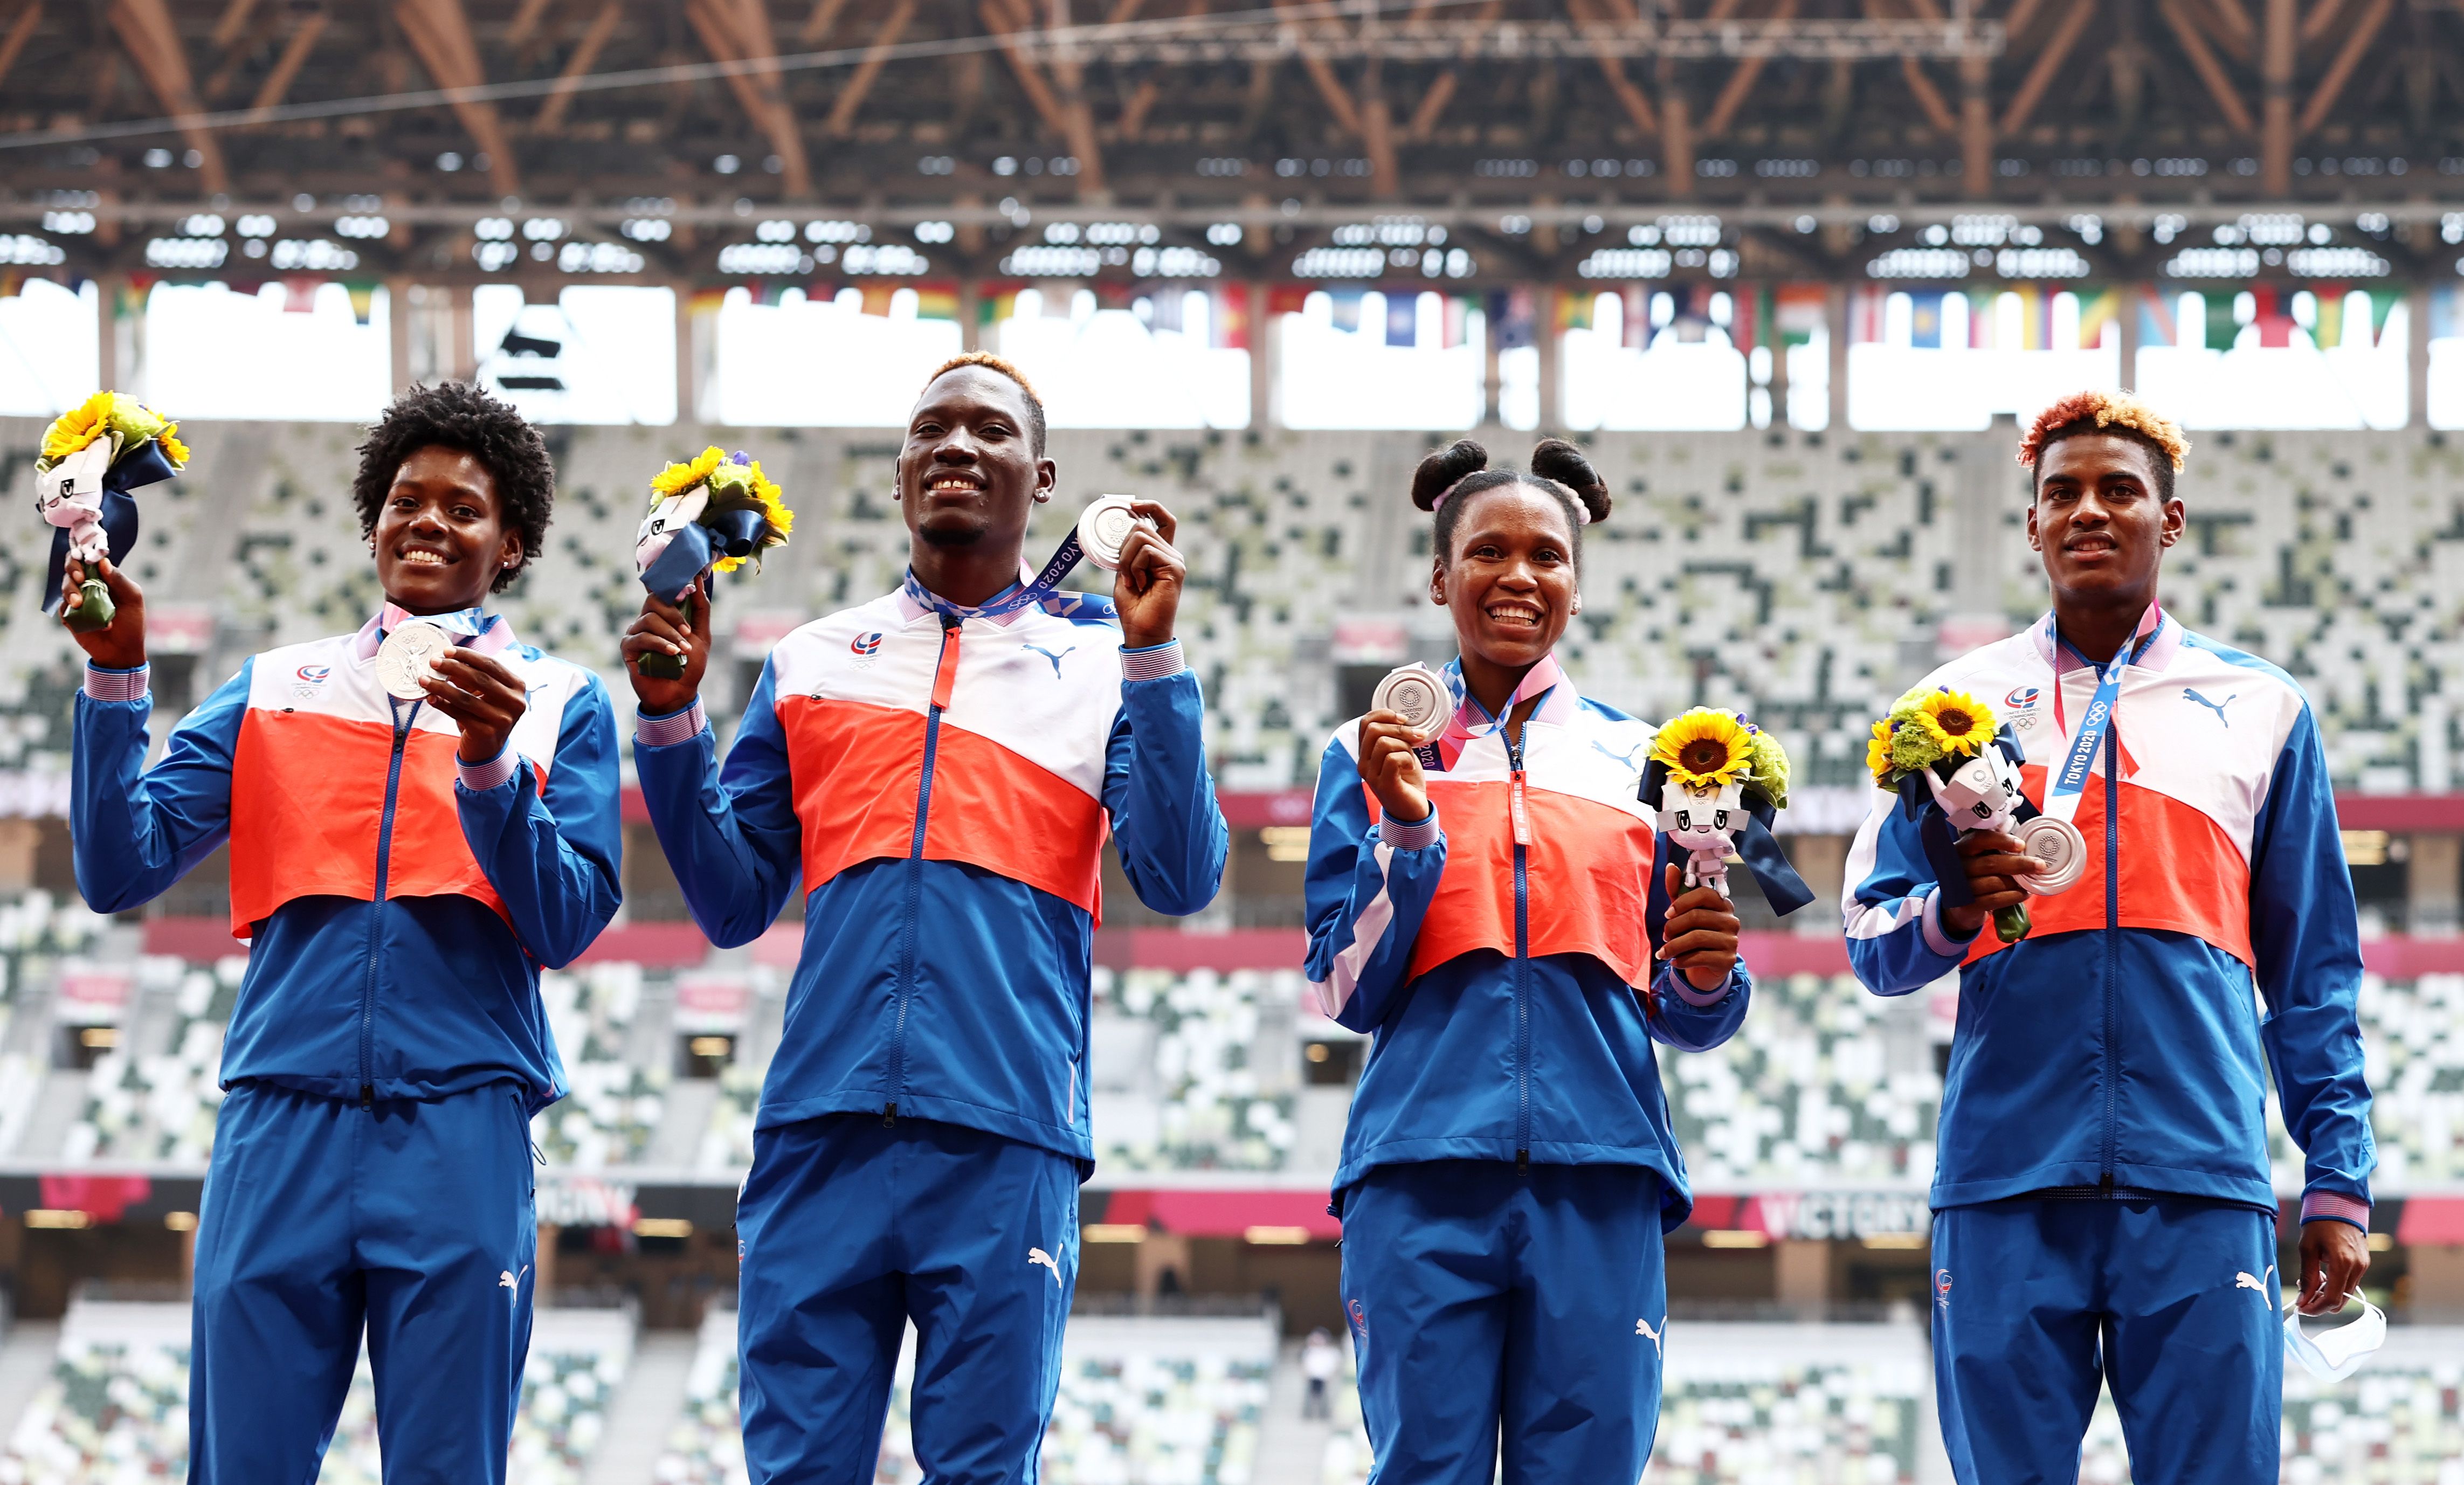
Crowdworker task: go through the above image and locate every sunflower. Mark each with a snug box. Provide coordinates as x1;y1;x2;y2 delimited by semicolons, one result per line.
40;391;118;465
1652;708;1755;790
1914;689;1996;757
650;445;726;501
1865;719;1897;784
156;423;189;469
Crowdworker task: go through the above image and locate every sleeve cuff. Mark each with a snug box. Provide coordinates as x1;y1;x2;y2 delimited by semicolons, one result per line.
84;664;149;702
457;748;522;792
636;699;709;749
1120;639;1186;683
1377;806;1439;851
1921;887;1980;958
2301;1191;2371;1231
1662;964;1743;1008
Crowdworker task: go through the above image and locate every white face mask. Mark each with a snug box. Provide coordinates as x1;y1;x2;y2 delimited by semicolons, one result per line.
2282;1295;2386;1382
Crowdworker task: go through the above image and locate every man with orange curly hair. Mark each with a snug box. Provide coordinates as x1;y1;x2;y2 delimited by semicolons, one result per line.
623;354;1227;1482
1842;391;2373;1483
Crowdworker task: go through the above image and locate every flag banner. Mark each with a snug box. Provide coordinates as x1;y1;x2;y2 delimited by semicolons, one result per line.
2137;287;2177;349
343;281;378;326
1732;285;1768;354
1554;289;1593;333
282;277;319;314
2073;286;2121;350
2366;288;2405;339
860;285;897;317
688;287;729;316
1850;286;1889;344
1775;284;1827;347
2431;285;2463;343
1386;291;1418;347
976;279;1026;327
2201;291;2242;351
1146;286;1184;334
1489;288;1537;350
2309;286;2348;350
2253;286;2294;348
1214;284;1252;349
1908;289;1945;349
1329;288;1364;333
1444;294;1472;348
1965;289;1998;348
913;281;961;321
1095;281;1138;312
1623;285;1650;349
1266;285;1312;317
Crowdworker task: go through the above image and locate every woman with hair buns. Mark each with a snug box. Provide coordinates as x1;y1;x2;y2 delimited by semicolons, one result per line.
1303;437;1749;1483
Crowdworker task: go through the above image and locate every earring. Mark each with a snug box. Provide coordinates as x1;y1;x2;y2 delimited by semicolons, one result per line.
1571;592;1583;615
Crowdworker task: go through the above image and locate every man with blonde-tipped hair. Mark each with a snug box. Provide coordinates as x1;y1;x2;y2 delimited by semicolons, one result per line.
623;355;1227;1482
1842;391;2373;1483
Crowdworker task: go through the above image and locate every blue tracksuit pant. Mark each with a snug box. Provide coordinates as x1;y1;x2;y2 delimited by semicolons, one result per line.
1931;1196;2283;1485
189;1080;539;1485
736;1115;1080;1484
1337;1161;1667;1485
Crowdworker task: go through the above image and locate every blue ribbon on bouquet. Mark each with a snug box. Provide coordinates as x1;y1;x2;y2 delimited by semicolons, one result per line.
1638;756;1816;922
43;438;180;614
1894;727;2039;910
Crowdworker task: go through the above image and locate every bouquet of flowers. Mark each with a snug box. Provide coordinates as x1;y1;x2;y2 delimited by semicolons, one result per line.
1868;685;2036;942
36;391;189;631
632;446;793;678
1641;707;1810;914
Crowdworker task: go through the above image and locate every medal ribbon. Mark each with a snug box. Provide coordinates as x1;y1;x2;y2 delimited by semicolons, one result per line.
2040;617;2163;825
1412;654;1569;771
900;524;1118;626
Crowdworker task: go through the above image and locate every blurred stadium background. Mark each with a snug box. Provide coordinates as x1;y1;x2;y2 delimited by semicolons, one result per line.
3;0;2464;1480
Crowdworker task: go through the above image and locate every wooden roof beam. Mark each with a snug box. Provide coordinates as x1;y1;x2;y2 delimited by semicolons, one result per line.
1566;0;1660;135
1702;0;1798;137
108;0;231;193
1997;0;2095;135
533;0;623;133
682;0;812;195
0;2;42;89
823;0;917;136
394;0;522;196
2156;0;2252;133
246;10;328;116
2297;0;2391;134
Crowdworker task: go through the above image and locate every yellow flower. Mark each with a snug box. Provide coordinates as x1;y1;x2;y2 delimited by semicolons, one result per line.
1652;708;1754;790
711;459;793;574
156;423;189;469
1915;689;1996;757
40;391;118;465
1865;720;1897;783
650;445;726;500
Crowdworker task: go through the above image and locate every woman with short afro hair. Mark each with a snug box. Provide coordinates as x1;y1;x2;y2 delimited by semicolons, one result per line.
63;381;622;1484
1305;437;1757;1483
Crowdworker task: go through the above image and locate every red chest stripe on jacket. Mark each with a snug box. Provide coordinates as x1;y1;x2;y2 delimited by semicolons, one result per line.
227;710;543;937
1963;763;2254;969
1399;778;1659;986
778;695;1108;918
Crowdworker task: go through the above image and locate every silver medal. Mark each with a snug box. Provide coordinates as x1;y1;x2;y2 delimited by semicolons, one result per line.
1371;662;1452;745
2017;813;2087;896
1076;495;1149;572
375;620;455;701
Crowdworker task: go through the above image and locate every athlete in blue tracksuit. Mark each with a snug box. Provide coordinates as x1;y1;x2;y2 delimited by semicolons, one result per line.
64;385;622;1485
1844;394;2373;1483
1305;439;1752;1484
623;354;1227;1484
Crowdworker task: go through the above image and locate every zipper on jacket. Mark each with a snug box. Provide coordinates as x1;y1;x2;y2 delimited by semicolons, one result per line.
362;701;417;1107
887;617;962;1119
2099;720;2121;1180
1507;725;1532;1173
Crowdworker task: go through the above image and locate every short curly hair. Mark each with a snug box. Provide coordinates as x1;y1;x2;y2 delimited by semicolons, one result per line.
352;382;555;593
2018;390;2190;503
920;352;1046;455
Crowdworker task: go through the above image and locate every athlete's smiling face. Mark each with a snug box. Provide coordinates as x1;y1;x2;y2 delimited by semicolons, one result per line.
2028;432;2183;609
899;367;1056;553
1434;485;1578;674
372;445;522;614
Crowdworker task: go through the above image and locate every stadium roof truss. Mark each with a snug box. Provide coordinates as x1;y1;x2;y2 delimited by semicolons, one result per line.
0;0;2459;287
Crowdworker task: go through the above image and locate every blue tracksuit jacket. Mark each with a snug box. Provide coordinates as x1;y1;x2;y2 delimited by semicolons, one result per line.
631;589;1227;1168
1844;607;2373;1226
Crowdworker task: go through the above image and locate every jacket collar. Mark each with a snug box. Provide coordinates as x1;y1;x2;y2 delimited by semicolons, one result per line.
352;603;519;662
2027;602;2179;675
